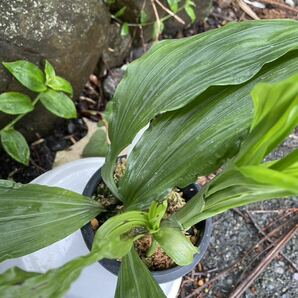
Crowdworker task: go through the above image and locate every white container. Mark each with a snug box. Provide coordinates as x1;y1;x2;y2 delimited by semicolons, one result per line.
0;158;181;298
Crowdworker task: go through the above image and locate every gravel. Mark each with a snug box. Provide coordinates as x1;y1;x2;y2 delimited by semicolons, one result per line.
179;132;298;297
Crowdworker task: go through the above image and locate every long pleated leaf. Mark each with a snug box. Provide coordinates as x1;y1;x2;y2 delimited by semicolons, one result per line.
174;73;298;228
102;19;298;196
119;51;298;209
0;254;100;298
175;170;296;228
0;180;103;262
115;248;166;298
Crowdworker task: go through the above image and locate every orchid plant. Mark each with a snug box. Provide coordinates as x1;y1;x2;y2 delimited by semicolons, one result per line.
0;19;298;298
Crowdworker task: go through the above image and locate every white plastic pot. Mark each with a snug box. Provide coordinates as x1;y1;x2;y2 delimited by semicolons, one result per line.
0;157;181;298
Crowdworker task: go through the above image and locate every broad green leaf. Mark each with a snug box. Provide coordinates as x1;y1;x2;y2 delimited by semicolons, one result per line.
121;23;129;37
270;148;298;177
115;248;166;298
154;225;198;266
47;76;73;95
0;210;149;297
92;210;149;259
44;60;73;95
239;166;298;193
0;92;33;115
174;74;298;228
0;129;29;165
2;61;47;92
44;60;56;81
82;128;109;157
0;180;103;262
119;52;298;209
0;252;103;298
174;169;294;228
102;20;298;198
235;74;298;166
39;89;77;119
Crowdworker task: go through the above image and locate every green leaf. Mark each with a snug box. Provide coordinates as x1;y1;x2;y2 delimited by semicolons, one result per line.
235;74;298;166
82;128;109;157
121;23;129;37
0;129;29;165
115;6;126;18
115;248;166;298
148;200;168;232
39;89;77;119
167;0;179;13
174;74;298;228
174;169;294;228
44;60;56;81
92;210;149;259
102;20;298;198
119;52;298;209
270;148;298;177
47;76;73;95
239;166;298;193
0;180;103;262
185;4;196;23
2;61;47;92
0;92;33;115
0;253;102;298
153;225;198;266
45;60;73;95
140;9;149;24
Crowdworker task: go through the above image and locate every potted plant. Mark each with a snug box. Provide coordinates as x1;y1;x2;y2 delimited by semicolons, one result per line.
1;19;298;297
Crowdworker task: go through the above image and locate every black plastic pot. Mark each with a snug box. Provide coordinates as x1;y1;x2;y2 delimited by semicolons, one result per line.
81;168;212;284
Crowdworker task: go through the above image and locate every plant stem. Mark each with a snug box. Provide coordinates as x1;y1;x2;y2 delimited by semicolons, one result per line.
1;94;41;131
111;4;187;27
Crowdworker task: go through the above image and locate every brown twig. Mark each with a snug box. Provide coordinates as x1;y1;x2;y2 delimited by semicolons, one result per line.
245;211;298;272
258;0;298;14
237;0;260;19
229;224;298;298
155;0;185;24
262;209;297;233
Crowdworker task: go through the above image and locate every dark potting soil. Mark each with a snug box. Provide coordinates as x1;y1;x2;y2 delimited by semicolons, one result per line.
88;158;199;271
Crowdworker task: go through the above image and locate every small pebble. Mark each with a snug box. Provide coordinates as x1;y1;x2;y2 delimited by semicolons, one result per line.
91;218;99;230
285;0;295;7
275;267;284;275
293;272;298;281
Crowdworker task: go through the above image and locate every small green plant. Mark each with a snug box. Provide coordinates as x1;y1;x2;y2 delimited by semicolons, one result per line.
0;60;76;165
108;0;196;40
0;20;298;297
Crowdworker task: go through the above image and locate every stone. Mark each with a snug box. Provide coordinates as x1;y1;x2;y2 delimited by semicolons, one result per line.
109;0;212;43
102;23;132;69
103;68;125;100
0;0;110;140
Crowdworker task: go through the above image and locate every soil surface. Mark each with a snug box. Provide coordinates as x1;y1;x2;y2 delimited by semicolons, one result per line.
0;119;87;182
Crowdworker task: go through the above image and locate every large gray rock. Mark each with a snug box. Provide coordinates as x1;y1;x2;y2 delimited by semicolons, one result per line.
0;0;110;140
109;0;212;43
102;23;132;69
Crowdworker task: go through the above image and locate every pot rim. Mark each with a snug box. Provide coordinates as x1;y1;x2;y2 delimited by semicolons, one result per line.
81;167;212;283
